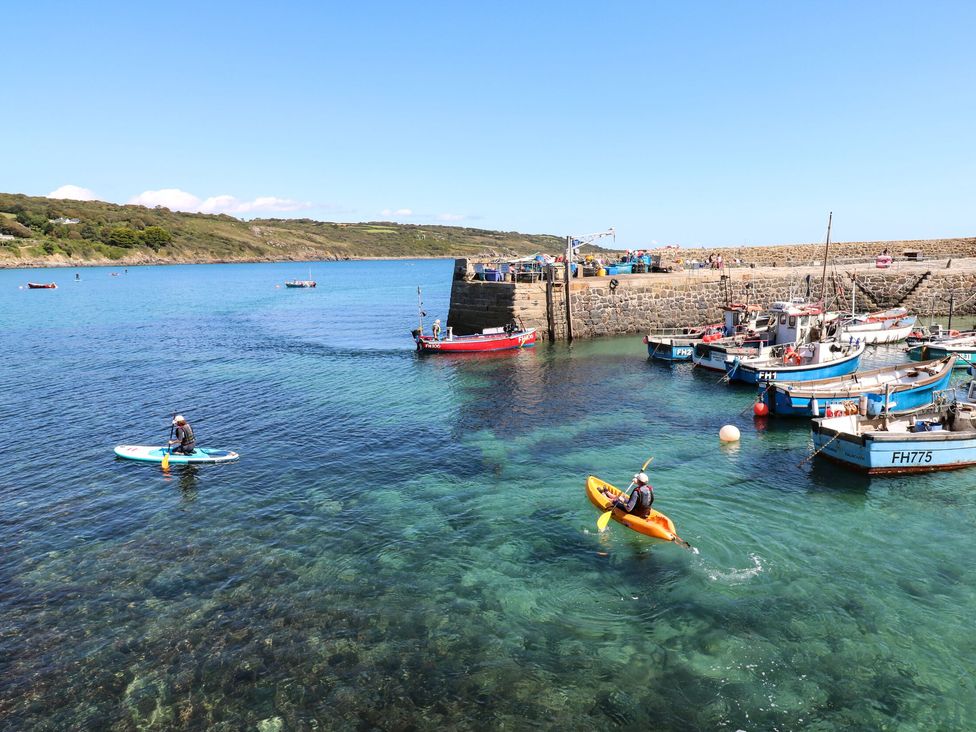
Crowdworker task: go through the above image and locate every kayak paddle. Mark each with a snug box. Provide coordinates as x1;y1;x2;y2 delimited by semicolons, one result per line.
596;456;654;532
162;411;175;471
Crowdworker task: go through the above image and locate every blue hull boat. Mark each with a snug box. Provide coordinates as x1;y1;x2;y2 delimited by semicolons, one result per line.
727;340;866;385
908;340;976;369
765;357;955;417
811;394;976;474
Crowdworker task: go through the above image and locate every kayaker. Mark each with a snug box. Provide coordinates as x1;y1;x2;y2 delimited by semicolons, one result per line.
168;415;196;455
432;319;442;340
604;472;654;518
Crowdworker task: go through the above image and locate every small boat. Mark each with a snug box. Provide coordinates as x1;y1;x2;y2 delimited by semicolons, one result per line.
414;325;537;353
908;335;976;368
411;285;536;353
839;305;916;344
810;384;976;474
728;338;866;384
763;356;955;417
285;268;317;288
114;445;240;464
27;282;57;289
645;304;770;362
585;476;684;543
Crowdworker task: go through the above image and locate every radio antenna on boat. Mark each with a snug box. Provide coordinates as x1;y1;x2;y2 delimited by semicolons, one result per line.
417;286;426;335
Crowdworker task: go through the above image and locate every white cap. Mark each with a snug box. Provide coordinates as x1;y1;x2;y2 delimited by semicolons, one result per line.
173;415;185;424
434;318;441;324
635;472;649;484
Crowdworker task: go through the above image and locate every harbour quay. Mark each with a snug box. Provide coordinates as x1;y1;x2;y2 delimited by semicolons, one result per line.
447;238;976;341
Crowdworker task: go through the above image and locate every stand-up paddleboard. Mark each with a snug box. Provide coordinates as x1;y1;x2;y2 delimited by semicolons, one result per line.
114;445;240;464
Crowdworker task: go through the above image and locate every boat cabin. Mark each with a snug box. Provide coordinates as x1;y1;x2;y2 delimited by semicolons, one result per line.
722;304;770;337
768;301;827;347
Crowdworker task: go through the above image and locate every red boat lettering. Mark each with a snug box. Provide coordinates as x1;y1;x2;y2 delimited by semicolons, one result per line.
891;450;933;464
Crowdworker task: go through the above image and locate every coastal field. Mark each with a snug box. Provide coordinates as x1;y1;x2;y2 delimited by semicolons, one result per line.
2;259;975;729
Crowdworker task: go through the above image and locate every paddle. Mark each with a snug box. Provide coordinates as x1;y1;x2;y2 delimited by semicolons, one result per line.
162;411;175;471
597;456;654;532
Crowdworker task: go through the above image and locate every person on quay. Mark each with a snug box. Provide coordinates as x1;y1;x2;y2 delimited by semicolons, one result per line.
432;318;442;340
603;472;654;518
169;415;196;455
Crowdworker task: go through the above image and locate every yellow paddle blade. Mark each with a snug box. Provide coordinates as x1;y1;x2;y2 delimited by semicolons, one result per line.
597;509;613;532
161;451;170;471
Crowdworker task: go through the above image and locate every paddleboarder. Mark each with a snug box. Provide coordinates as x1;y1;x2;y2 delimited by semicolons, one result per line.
603;472;654;518
168;415;196;455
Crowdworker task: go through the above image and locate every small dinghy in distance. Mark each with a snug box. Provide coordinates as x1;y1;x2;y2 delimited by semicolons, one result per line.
586;475;683;543
114;445;240;464
27;282;57;289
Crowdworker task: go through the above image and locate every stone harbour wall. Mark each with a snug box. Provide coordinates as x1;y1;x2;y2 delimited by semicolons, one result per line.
447;258;976;340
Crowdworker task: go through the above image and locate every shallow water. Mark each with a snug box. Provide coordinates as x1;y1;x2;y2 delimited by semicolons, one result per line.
1;260;974;730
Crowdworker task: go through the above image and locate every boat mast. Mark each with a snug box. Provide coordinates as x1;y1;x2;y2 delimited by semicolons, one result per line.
417;287;425;335
819;212;832;306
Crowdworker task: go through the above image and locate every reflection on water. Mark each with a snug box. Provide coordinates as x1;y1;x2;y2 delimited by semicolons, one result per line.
1;261;975;729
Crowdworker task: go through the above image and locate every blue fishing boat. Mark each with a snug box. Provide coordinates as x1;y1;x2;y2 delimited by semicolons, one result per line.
645;304;768;362
763;356;955;417
907;336;976;369
810;383;976;474
727;338;865;384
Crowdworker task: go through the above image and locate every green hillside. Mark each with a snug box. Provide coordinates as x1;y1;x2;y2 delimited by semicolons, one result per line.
0;192;564;267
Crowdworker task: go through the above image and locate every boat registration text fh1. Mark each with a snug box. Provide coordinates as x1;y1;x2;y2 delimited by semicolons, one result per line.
890;450;933;465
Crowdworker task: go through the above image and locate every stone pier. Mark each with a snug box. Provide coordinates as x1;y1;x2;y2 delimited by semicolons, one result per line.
447;253;976;341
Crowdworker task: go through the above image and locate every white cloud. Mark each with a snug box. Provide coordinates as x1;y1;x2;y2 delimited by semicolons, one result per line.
129;188;202;211
381;208;414;217
47;184;97;201
200;195;309;215
128;189;310;215
437;213;465;222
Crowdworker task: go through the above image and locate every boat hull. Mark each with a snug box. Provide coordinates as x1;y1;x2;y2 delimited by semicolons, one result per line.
585;476;679;542
27;282;57;289
909;343;976;368
416;329;536;353
729;343;865;385
811;415;976;474
646;337;696;361
766;357;955;417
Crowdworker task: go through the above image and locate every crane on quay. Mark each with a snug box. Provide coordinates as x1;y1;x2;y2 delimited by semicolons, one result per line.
562;227;615;341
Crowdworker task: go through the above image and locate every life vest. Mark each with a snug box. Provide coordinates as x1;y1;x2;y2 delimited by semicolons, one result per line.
632;484;654;514
176;423;195;446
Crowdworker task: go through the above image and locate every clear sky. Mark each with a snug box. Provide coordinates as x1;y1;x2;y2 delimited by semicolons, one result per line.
3;1;974;248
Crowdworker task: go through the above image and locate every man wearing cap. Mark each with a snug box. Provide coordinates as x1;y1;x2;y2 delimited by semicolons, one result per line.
605;472;654;519
432;319;442;340
168;415;196;455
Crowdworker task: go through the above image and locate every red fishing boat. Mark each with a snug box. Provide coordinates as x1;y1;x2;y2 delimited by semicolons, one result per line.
27;282;57;289
411;286;536;353
414;325;537;353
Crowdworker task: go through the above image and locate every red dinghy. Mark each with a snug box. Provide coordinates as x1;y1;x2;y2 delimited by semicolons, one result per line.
414;326;537;353
27;282;57;289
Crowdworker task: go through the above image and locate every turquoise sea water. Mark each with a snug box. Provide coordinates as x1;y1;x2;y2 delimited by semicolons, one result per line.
1;260;975;731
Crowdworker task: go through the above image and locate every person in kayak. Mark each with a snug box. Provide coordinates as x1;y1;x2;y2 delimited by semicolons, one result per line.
432;319;442;340
604;472;654;518
168;415;196;455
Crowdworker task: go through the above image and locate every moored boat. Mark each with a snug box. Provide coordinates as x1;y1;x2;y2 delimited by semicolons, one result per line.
764;356;955;417
585;475;684;543
727;338;866;384
414;325;536;353
284;279;316;288
27;282;57;289
907;336;976;369
646;304;770;362
810;385;976;474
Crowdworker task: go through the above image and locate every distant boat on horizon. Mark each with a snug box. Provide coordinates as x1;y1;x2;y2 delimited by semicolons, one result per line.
285;268;316;288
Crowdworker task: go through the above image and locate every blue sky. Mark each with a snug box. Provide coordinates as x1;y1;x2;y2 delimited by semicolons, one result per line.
3;1;974;248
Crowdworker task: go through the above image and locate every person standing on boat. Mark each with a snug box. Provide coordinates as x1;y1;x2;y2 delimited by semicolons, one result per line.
168;415;196;455
432;319;442;340
604;472;654;518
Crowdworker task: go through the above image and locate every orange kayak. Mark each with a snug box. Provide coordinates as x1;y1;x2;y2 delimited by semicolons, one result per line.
586;475;682;542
